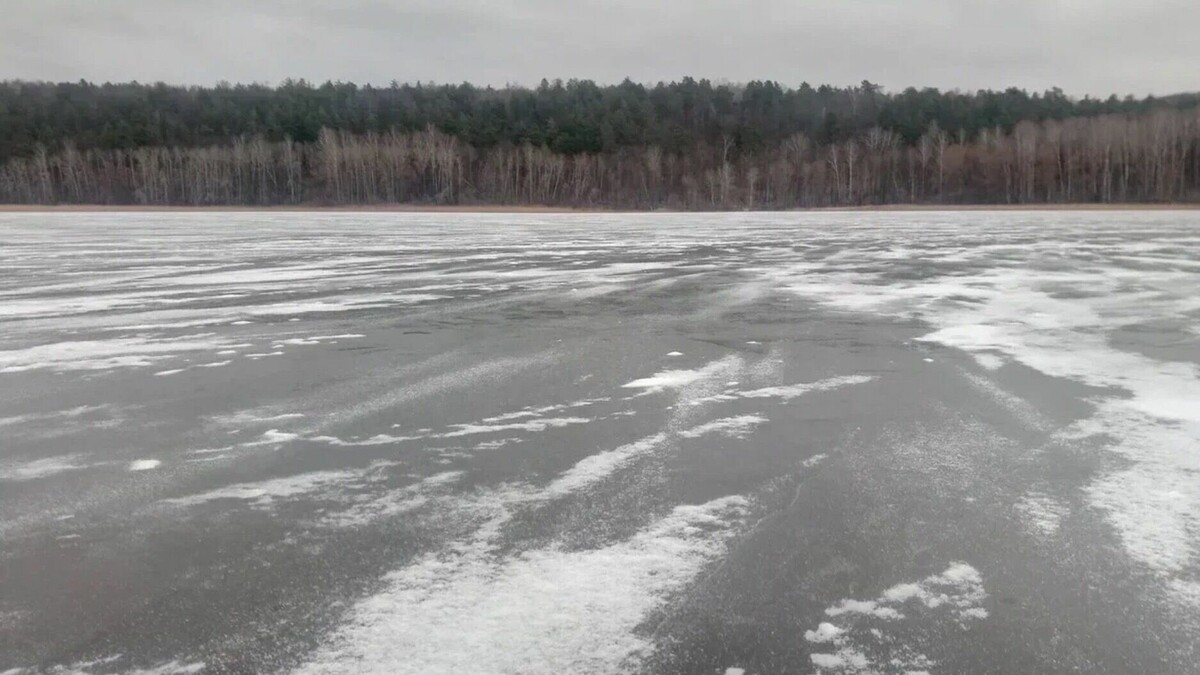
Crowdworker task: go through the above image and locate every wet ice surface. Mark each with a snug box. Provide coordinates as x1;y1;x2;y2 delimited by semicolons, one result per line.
1;212;1198;674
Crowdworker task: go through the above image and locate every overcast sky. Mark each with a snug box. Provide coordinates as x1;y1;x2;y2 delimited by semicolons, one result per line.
2;0;1195;96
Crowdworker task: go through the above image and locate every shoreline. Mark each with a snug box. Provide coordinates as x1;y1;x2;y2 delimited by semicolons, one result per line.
0;203;1198;214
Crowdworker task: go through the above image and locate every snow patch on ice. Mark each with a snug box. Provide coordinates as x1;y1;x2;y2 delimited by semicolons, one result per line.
1014;492;1067;537
278;334;365;346
244;429;301;446
622;355;741;394
0;405;109;428
473;438;519;451
802;453;829;468
825;598;902;620
311;433;423;447
312;416;592;448
693;374;876;405
737;374;876;402
808;562;988;673
294;494;750;675
804;622;846;643
476;398;608;424
321;472;464;528
542;434;668;499
810;651;869;670
679;415;768;439
164;470;359;508
0;335;237;374
958;370;1049;431
439;416;592;438
1169;579;1200;609
128;459;161;471
974;353;1005;370
211;411;305;428
27;656;205;675
125;660;206;675
0;455;87;482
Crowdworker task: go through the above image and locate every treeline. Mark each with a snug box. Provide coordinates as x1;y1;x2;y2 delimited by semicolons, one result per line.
5;78;1200;162
4;107;1198;208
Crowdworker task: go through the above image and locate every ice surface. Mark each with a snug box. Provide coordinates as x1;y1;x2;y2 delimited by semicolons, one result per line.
6;211;1200;671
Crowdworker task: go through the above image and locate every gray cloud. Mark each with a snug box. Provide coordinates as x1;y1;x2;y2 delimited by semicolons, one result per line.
2;0;1195;96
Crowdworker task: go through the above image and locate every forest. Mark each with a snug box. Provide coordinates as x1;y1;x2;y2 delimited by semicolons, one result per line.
2;78;1198;207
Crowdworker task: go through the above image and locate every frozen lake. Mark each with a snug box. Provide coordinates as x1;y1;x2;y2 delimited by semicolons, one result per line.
1;211;1198;674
